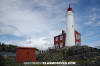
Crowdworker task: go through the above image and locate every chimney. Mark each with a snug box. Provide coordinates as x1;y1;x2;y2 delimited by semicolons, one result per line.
62;30;64;34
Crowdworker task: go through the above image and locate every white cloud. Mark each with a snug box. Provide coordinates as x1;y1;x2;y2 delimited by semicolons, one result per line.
0;0;66;37
8;37;53;50
0;0;63;49
0;0;80;50
89;40;100;47
85;21;93;25
85;7;100;26
97;21;100;25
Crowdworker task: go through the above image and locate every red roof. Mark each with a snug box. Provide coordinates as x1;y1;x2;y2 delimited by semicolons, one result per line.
18;47;36;49
67;4;72;11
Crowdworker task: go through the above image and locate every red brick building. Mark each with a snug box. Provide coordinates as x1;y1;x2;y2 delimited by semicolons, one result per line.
54;30;81;48
16;47;36;63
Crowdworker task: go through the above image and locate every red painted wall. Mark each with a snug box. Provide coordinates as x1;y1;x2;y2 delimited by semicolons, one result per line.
16;47;36;63
54;30;66;48
54;30;81;48
75;30;81;46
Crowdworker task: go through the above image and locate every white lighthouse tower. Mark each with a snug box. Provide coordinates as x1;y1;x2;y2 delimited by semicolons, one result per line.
66;4;75;46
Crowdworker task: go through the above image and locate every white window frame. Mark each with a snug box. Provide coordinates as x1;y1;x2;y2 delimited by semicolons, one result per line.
60;35;63;40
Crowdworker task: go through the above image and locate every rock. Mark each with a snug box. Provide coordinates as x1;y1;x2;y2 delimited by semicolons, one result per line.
36;46;100;65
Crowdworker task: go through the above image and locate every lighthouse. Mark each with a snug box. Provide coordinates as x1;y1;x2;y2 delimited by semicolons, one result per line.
54;4;81;49
66;4;75;46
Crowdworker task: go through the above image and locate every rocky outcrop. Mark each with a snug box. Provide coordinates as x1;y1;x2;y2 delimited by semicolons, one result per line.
36;46;100;66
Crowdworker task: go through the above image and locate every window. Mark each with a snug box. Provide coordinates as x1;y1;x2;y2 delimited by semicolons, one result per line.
60;35;63;40
76;34;80;39
60;43;63;48
55;44;58;48
56;37;58;41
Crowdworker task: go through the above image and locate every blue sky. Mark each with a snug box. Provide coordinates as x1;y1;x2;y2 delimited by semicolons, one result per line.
0;0;100;50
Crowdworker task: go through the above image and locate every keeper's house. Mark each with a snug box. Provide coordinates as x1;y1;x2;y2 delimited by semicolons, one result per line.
54;30;81;49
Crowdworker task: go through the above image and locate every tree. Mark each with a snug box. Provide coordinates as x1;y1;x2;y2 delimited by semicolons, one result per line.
0;55;7;66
